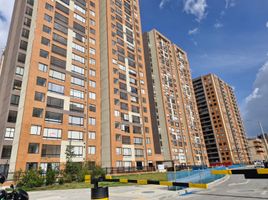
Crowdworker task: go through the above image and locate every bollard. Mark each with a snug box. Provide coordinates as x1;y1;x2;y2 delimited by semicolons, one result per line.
91;187;109;200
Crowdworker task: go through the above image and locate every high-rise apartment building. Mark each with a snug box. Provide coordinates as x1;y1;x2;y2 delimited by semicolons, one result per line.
0;0;102;174
99;0;157;168
0;0;158;175
193;74;249;165
247;138;267;162
143;30;208;166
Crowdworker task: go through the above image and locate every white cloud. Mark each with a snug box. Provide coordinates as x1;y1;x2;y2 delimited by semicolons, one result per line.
159;0;170;9
183;0;207;22
0;0;15;50
244;61;268;136
266;21;268;28
225;0;236;9
188;27;199;35
214;22;223;29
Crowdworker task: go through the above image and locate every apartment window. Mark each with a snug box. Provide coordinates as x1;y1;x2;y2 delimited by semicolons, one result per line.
47;96;64;109
40;49;49;58
116;147;122;155
41;37;50;46
72;53;85;63
89;80;96;88
89;38;96;45
70;89;84;99
122;136;131;145
5;128;15;140
16;66;24;76
146;137;151;144
43;25;51;34
49;70;65;81
68;131;83;141
135;149;144;157
60;0;70;6
56;2;69;14
89;104;96;112
36;77;46;86
55;12;69;25
35;92;45;102
30;125;41;135
38;63;48;72
26;162;38;171
10;95;20;106
72;43;85;53
70;102;84;113
1;146;12;159
88;117;96;126
22;28;30;38
74;13;86;23
43;128;62;139
74;4;86;14
53;33;67;46
44;14;52;22
71;76;84;87
45;3;53;11
89;69;96;77
51;56;66;69
88;146;96;155
32;108;43;118
24;17;31;27
20;40;28;50
52;44;67;57
88;131;96;140
72;146;83;157
73;22;85;33
89;58;96;65
122;148;132;156
89;92;96;100
28;143;39;154
18;53;26;63
41;145;61;158
89;18;95;26
114;110;120;117
71;65;84;75
69;116;84;126
73;31;85;42
147;149;152;156
89;28;95;35
45;111;63;123
134;137;143;145
89;48;96;55
48;82;64;94
54;22;68;34
8;111;17;123
133;126;142;134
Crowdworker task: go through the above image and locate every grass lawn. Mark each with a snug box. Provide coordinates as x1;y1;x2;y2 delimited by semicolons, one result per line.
24;172;168;191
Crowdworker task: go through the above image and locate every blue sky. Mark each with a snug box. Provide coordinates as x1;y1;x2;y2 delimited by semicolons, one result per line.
140;0;268;136
0;0;267;136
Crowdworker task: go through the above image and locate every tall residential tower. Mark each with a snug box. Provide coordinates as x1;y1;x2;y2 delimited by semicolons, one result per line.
143;30;208;166
193;74;249;165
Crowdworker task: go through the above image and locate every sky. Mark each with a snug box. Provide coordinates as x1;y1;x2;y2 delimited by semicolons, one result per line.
0;0;268;137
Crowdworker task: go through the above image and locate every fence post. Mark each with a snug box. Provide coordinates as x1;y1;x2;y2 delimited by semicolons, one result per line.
91;177;109;200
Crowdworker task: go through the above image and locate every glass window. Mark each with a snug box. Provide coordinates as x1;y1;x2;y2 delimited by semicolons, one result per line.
44;14;52;22
72;146;83;157
88;146;96;155
72;53;85;63
71;65;84;75
89;80;96;88
48;82;64;94
32;108;43;118
40;49;49;58
49;69;65;81
70;89;84;99
89;69;96;77
38;63;48;72
89;92;96;100
31;125;41;135
88;131;96;140
16;66;24;76
5;128;15;140
69;116;84;126
35;92;45;102
28;143;39;154
36;77;47;86
68;131;83;141
71;76;84;87
45;111;63;123
70;102;84;113
88;117;96;125
47;96;64;109
43;128;62;139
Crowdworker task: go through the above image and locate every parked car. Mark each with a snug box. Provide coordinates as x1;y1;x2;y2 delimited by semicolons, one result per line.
254;160;264;168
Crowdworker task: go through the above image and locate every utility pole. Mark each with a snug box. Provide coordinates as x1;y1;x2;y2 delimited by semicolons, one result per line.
258;121;268;161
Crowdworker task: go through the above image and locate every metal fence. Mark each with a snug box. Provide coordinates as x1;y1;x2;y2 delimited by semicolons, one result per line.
103;166;156;174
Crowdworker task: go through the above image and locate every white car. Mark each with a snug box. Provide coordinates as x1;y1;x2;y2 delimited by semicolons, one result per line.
254;161;264;168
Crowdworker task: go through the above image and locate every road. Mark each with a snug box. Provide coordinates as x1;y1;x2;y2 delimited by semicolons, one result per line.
29;175;268;200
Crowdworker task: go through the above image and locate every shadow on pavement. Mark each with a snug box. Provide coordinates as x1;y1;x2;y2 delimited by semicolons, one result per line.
194;193;268;199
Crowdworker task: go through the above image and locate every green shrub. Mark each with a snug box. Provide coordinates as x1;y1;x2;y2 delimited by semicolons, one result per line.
46;170;57;185
90;166;106;179
18;170;44;188
58;177;64;185
77;166;90;182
